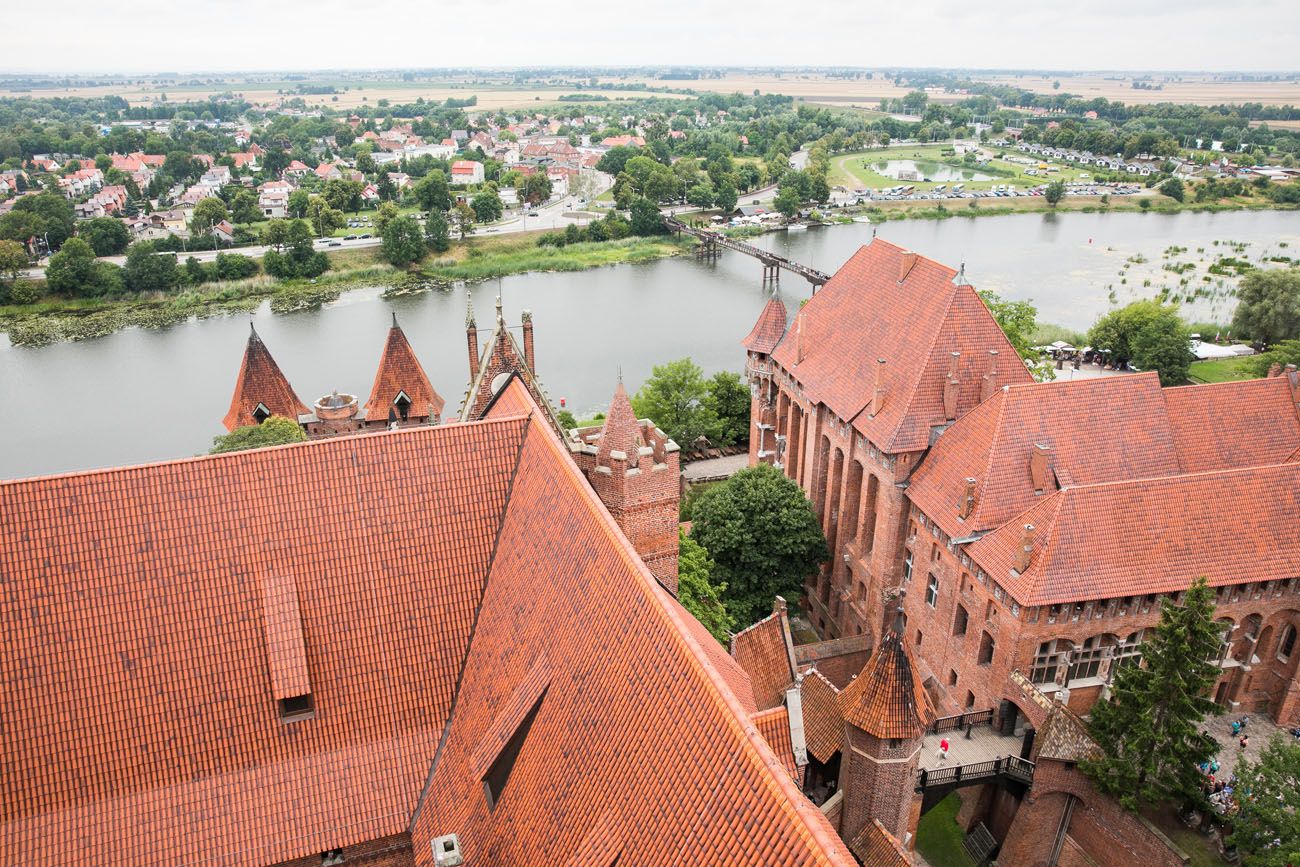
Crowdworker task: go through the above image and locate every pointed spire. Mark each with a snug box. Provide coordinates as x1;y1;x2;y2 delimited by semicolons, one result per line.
222;326;308;432
391;310;399;329
839;618;934;741
365;315;445;424
597;379;644;466
495;294;504;327
465;291;476;328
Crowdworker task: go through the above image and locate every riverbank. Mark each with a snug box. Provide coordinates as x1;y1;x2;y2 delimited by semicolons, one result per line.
0;232;694;347
836;192;1297;222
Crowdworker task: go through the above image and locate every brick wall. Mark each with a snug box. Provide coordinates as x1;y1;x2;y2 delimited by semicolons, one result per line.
838;725;921;844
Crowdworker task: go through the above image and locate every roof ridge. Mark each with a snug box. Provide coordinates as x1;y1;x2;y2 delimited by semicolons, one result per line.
1048;456;1300;494
967;389;1009;527
730;610;779;641
0;414;532;489
882;275;962;452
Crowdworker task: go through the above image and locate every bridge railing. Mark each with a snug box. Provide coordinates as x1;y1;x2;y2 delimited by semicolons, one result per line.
917;755;1035;792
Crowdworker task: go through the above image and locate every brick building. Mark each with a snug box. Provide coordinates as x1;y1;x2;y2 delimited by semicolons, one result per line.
1;376;870;866
744;238;1300;731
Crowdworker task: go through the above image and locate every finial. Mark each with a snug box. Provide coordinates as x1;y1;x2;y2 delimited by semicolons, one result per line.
617;365;623;385
249;319;258;338
465;291;476;328
495;294;504;326
391;310;398;329
892;595;906;636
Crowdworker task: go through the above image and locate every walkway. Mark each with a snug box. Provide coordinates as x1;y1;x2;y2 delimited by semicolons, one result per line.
682;453;749;483
919;725;1027;773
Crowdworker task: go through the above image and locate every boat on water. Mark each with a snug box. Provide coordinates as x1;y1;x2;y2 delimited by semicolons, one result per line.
786;223;808;232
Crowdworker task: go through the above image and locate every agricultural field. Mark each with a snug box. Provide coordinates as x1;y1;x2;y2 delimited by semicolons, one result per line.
827;144;1094;192
0;79;686;110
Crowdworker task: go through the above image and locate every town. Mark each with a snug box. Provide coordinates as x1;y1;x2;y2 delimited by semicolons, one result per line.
4;48;1300;867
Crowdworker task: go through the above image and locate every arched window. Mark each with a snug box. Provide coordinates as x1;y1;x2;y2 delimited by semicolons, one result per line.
953;604;969;636
1113;630;1145;672
1068;635;1113;682
1279;624;1297;662
926;574;939;607
1030;639;1071;684
978;631;995;666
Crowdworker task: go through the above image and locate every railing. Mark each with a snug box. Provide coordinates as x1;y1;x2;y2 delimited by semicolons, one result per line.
917;755;1035;791
930;708;995;734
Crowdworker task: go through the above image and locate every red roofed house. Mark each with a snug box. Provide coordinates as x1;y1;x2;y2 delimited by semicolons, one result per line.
285;159;312;177
449;160;484;185
600;134;645;148
315;162;342;181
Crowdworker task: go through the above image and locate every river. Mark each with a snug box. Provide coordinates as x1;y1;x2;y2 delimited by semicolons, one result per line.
3;208;1297;480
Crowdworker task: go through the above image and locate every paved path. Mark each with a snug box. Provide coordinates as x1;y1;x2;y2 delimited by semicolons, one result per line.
1203;710;1288;781
920;726;1026;772
682;453;749;483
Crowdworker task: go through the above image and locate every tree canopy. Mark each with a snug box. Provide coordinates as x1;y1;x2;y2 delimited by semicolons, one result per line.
1087;300;1193;385
705;370;750;447
631;357;719;448
380;215;426;267
1226;736;1300;866
690;464;828;627
78;217;131;256
677;530;735;644
1233;268;1300;346
210;415;308;454
978;290;1053;381
1083;577;1223;811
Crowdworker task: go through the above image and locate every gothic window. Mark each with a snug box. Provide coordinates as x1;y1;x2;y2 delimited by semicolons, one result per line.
952;604;969;636
1030;639;1069;684
926;574;939;608
1067;635;1110;683
1279;624;1297;663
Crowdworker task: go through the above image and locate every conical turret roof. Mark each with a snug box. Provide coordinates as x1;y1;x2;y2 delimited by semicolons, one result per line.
222;325;309;431
741;297;788;355
364;314;444;423
839;625;934;740
597;381;644;464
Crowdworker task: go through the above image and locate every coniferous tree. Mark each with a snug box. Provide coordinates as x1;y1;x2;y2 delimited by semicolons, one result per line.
1083;577;1223;810
1227;735;1300;866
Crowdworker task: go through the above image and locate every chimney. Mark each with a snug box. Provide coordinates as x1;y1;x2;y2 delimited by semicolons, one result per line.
465;294;480;383
521;308;535;372
1013;523;1036;573
898;251;918;283
1268;362;1283;378
943;351;961;421
1029;443;1053;494
795;313;805;364
980;350;999;402
959;477;977;519
869;358;887;417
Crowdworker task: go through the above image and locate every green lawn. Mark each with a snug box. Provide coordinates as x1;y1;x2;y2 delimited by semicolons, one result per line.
1188;356;1257;384
1141;807;1225;867
828;145;1094;193
916;793;977;867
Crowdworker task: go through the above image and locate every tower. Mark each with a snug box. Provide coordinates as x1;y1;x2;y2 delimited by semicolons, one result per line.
569;381;682;594
363;312;445;429
223;323;309;432
837;608;934;844
742;296;788;468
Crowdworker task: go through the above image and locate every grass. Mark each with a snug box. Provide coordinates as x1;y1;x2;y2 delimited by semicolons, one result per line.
1188;356;1257;384
915;793;977;867
1141;806;1226;867
418;234;692;282
827;144;1094;192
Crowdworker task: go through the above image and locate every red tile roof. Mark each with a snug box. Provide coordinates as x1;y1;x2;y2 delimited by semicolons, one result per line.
752;706;803;783
970;461;1300;606
742;297;789;355
800;670;844;763
1163;376;1300;473
771;240;1031;453
222;325;309;430
595;381;643;465
363;315;445;423
839;629;934;740
0;417;527;865
732;604;797;711
848;819;914;866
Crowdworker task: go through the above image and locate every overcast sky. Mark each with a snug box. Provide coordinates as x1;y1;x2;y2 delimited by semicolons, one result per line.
5;0;1298;74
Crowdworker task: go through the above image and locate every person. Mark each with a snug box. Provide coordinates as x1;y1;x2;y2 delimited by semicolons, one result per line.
1240;734;1249;750
937;737;949;761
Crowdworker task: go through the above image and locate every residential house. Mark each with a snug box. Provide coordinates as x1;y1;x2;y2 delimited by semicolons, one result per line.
450;160;484;185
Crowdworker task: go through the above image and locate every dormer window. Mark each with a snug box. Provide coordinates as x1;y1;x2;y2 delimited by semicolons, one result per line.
253;402;272;424
394;390;412;421
279;693;315;722
483;689;546;811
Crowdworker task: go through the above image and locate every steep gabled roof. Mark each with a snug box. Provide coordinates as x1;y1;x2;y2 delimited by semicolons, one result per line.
800;670;844;763
742;296;789;355
731;601;798;712
751;706;803;783
909;374;1179;537
1034;702;1103;763
771;240;1031;453
848;819;914;867
1163;376;1300;473
363;314;444;422
969;461;1300;606
222;324;309;431
839;629;934;740
595;381;643;465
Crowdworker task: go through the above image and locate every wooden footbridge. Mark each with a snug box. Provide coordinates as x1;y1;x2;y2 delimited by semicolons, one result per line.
664;216;831;288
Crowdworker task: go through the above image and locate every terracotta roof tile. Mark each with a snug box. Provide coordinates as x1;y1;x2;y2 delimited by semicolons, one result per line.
848;819;914;866
732;606;798;711
970;462;1300;606
742;297;788;355
752;706;803;783
260;572;310;701
1163;376;1300;473
363;315;445;423
596;381;643;465
839;630;934;740
800;670;844;764
222;325;310;430
1034;702;1103;763
769;240;1031;453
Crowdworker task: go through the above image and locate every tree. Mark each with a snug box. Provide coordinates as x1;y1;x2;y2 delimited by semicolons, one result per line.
686;179;716;209
631;357;720;448
1082;577;1222;811
451;202;475;239
381;215;426;267
677;530;735;643
191;197;228;233
1044;180;1066;207
262;219;290;251
0;239;27;282
691;464;829;627
323;178;363;214
413;170;451;212
210;415;307;454
287;189;310;218
1233;268;1300;345
1246;339;1300;376
9;191;75;249
78;217;131;256
1159;177;1185;202
774;187;800;219
229;188;262;224
44;237;97;295
306;196;345;237
123;242;179;294
1087;300;1192;385
629;197;664;236
1226;736;1300;866
373;201;400;235
521;172;553;206
471;189;504;223
978;290;1053;381
425;210;451;253
715;179;739;215
705;371;750;447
